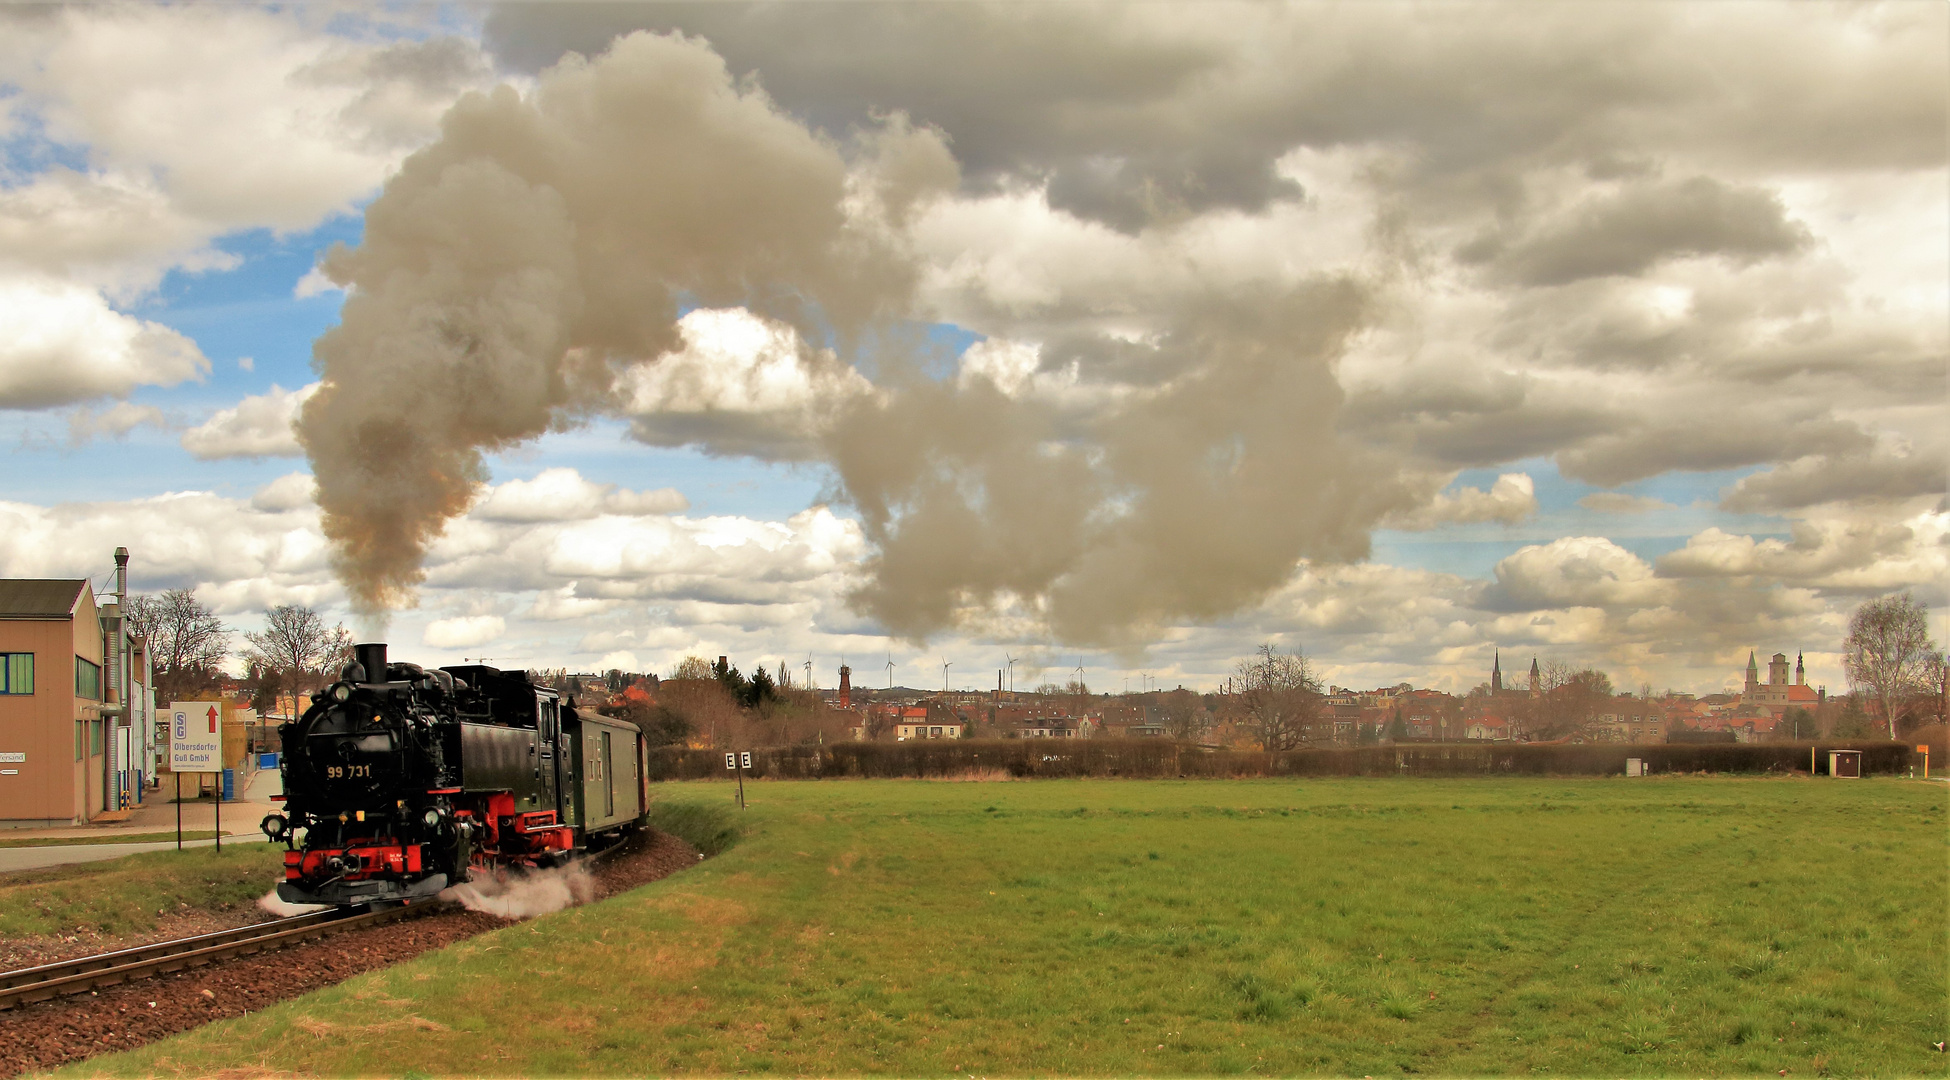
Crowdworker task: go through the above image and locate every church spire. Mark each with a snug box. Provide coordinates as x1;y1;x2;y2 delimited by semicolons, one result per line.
1744;650;1759;695
1529;657;1541;697
1491;651;1503;693
1795;651;1805;685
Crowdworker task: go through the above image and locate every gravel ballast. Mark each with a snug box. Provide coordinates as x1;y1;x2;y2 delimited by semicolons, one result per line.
0;828;702;1077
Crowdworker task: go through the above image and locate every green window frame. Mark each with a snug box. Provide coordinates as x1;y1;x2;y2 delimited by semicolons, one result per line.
75;657;101;700
0;653;31;694
89;720;102;756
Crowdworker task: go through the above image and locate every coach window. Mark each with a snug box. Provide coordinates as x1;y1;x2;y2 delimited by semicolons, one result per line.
75;656;101;700
0;652;32;694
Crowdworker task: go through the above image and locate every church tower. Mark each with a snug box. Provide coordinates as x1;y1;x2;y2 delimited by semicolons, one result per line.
1491;651;1503;694
1744;651;1759;695
1529;658;1541;698
1795;651;1805;685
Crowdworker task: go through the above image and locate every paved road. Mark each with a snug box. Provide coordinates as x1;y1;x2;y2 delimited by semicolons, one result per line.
0;768;284;874
0;831;271;873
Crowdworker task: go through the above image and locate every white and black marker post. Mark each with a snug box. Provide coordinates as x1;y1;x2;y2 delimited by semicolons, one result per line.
726;751;748;808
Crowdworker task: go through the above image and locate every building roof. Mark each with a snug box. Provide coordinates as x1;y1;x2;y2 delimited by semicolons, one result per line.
0;579;86;619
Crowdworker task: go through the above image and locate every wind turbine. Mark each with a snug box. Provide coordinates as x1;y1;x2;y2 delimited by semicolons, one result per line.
1005;654;1017;694
942;657;953;692
885;652;895;689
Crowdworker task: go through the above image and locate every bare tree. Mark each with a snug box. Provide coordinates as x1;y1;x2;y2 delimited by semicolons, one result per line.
1843;592;1944;739
1160;687;1207;740
1232;643;1323;751
669;655;715;681
242;605;354;704
125;589;228;704
1527;660;1613;739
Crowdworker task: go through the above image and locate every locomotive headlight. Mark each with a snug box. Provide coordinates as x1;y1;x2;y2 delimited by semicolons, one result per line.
259;813;288;840
421;807;442;829
332;683;352;702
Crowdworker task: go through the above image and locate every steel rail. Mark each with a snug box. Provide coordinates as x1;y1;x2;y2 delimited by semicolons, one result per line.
0;901;440;1010
2;828;639;1011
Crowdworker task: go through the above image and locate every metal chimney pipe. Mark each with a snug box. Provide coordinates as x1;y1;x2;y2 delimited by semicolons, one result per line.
354;642;388;684
107;548;129;813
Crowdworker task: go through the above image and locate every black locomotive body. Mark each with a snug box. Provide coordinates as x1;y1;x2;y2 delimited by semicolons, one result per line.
266;643;648;906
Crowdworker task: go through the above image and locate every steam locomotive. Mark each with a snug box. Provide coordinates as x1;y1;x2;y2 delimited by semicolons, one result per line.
264;643;648;907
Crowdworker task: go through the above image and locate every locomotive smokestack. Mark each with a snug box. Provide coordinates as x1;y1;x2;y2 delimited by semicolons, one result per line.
355;642;388;684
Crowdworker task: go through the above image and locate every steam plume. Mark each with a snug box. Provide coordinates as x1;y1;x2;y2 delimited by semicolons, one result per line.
300;30;1413;644
298;31;941;613
440;861;596;919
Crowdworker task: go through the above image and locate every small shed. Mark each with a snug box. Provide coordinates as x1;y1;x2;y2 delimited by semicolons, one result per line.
1827;750;1862;778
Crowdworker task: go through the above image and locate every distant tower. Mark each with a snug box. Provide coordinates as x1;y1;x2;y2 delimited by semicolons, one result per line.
1744;651;1759;695
1491;651;1503;694
1528;658;1540;697
1768;652;1789;686
1795;651;1805;685
839;664;852;710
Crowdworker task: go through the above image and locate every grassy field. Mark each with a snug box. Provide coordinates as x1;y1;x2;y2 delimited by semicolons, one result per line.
0;830;231;849
77;776;1947;1078
1;844;283;938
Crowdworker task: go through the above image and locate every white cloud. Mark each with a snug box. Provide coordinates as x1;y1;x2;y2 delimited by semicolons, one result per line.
0;277;208;408
423;615;505;649
0;490;330;610
1483;536;1670;612
66;401;166;444
1386;473;1537;530
10;8;491;235
618;308;877;457
293;267;343;299
597;650;640;671
471;467;687;523
526;585;615;622
251;472;317;513
180;382;318;459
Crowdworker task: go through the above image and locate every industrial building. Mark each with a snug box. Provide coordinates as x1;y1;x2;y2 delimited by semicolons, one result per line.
0;549;153;827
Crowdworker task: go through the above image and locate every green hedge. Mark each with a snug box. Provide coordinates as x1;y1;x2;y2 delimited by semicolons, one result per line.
650;739;1917;781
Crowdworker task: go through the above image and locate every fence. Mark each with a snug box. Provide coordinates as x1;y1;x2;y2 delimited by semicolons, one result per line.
648;739;1917;782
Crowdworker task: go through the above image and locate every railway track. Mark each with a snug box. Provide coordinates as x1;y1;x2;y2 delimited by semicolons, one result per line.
0;901;441;1010
1;840;633;1013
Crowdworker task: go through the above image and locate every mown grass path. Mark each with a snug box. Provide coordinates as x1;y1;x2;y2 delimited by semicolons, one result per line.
78;777;1946;1077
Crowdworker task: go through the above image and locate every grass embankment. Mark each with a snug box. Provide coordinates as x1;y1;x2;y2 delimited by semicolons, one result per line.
0;831;230;849
81;778;1947;1077
1;844;283;938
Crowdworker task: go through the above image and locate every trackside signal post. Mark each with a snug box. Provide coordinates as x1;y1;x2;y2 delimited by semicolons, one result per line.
169;702;222;851
725;751;751;807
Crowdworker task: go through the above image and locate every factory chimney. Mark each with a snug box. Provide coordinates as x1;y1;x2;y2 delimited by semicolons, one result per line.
839;665;851;709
